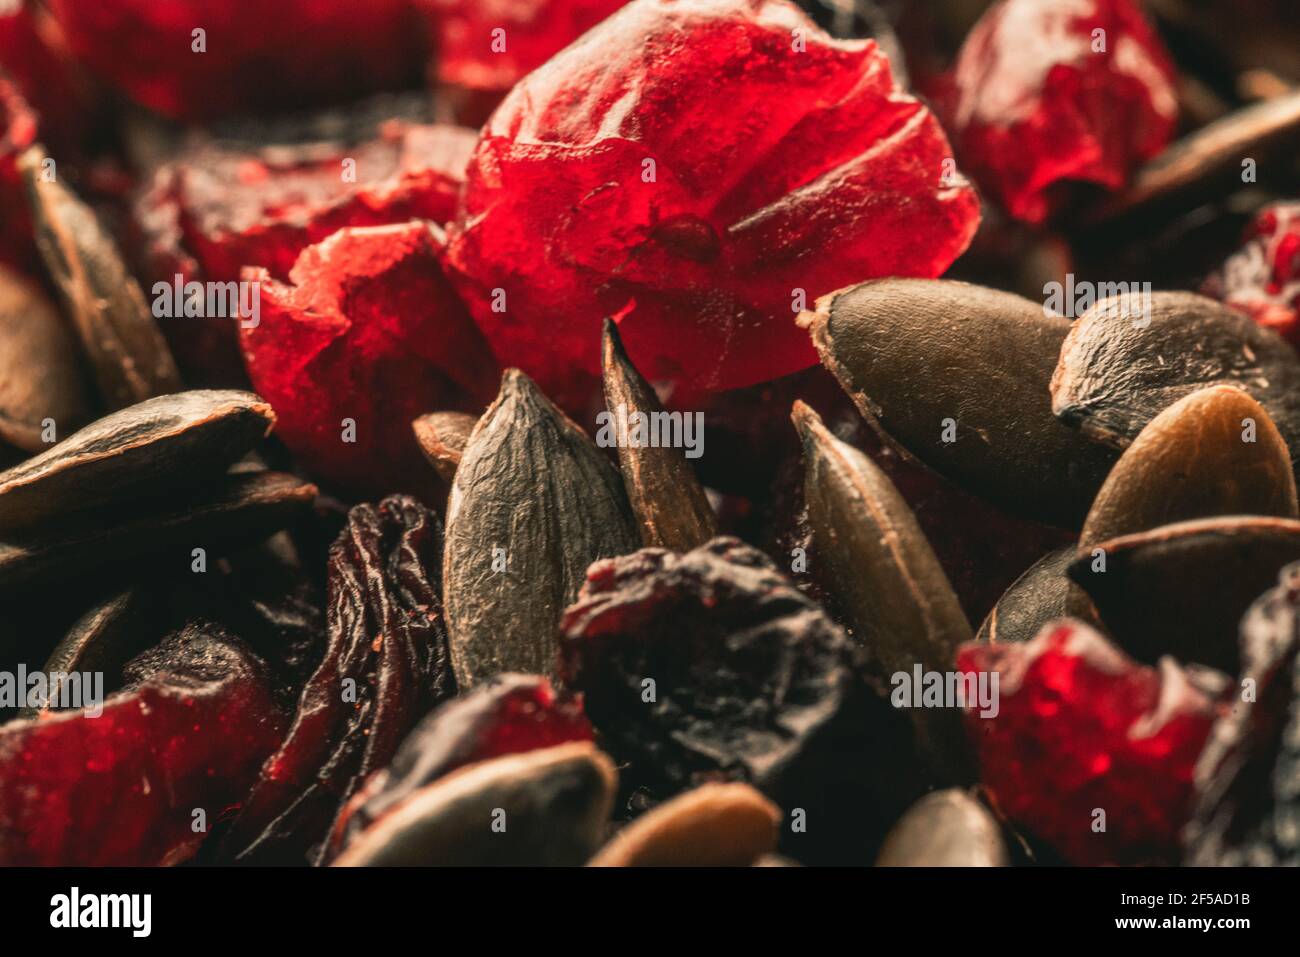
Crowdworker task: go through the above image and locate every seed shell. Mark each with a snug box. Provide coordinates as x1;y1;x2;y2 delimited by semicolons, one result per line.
411;410;478;483
875;789;1009;867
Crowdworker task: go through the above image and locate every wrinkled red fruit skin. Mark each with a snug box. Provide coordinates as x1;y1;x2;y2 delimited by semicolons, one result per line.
240;221;498;497
0;3;92;157
0;634;283;866
328;673;592;857
45;0;428;122
941;0;1178;225
445;0;979;412
0;73;35;275
1203;202;1300;348
959;621;1221;865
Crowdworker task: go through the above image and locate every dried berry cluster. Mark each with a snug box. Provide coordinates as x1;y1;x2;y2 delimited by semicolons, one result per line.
1;0;1300;870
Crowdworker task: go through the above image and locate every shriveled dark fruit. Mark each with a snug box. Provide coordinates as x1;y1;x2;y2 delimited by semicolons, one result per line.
0;470;317;595
0;390;275;532
1070;516;1300;672
558;537;925;865
444;369;638;688
0;622;284;866
601;318;717;551
1051;292;1300;464
18;146;180;408
588;782;780;867
801;278;1115;527
327;673;592;857
976;547;1075;645
0;263;93;452
793;401;971;778
223;495;453;865
332;742;617;867
1186;562;1300;865
1089;90;1300;224
875;789;1008;867
16;589;156;719
1079;386;1298;548
412;410;478;483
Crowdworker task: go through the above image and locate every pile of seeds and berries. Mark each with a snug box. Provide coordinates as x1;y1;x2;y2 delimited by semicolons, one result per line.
1;0;1298;866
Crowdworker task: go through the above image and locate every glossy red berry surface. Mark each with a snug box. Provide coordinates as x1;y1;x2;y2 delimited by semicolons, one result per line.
445;0;980;411
942;0;1178;224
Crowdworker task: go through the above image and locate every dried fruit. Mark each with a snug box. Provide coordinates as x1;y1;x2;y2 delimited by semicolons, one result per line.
444;370;639;689
0;263;93;452
45;0;428;122
941;0;1178;224
444;0;979;409
802;278;1116;526
0;73;36;276
0;390;274;532
0;623;284;866
224;496;453;864
19;145;182;408
1051;291;1300;462
588;782;780;867
559;537;924;864
240;222;499;497
329;674;592;855
333;742;617;866
1186;563;1300;865
959;620;1222;865
601;319;717;550
875;789;1008;867
412;410;478;483
1070;516;1300;672
1203;202;1300;347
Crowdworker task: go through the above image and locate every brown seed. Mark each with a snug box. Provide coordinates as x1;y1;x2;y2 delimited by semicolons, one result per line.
0;264;95;452
18;145;182;408
588;783;779;867
332;742;617;867
875;789;1009;867
1069;515;1300;672
801;278;1115;527
601;318;716;551
1080;386;1298;547
1051;292;1300;461
443;369;639;689
0;470;317;596
976;547;1075;644
0;390;276;533
411;410;478;483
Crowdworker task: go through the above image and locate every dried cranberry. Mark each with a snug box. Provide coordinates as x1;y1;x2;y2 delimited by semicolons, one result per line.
240;221;498;497
1203;202;1300;348
444;0;979;411
327;673;591;856
0;2;93;155
45;0;428;122
559;537;924;864
0;623;284;866
940;0;1178;224
0;73;36;275
959;621;1223;865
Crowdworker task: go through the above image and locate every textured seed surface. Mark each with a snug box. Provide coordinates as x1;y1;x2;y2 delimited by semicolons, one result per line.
802;278;1116;527
875;789;1008;867
588;783;780;867
601;319;717;551
412;410;478;483
0;390;275;532
975;547;1075;645
444;369;638;689
1070;516;1300;671
1051;292;1300;461
332;742;617;867
18;145;181;408
0;264;94;452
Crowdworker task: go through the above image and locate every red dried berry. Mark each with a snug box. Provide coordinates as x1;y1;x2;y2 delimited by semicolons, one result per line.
1203;202;1300;348
958;621;1222;865
0;624;284;866
0;2;92;154
0;72;36;275
327;673;591;856
240;221;498;497
45;0;428;122
444;0;980;411
941;0;1178;224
